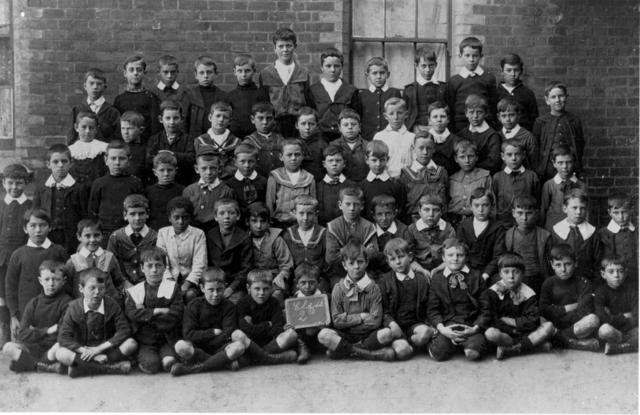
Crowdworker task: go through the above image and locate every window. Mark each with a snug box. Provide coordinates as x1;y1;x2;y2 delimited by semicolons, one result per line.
0;0;13;149
350;0;451;89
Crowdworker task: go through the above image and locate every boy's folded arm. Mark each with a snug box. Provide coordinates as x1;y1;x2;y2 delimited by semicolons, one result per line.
57;312;82;351
105;306;130;347
124;293;155;323
332;312;362;329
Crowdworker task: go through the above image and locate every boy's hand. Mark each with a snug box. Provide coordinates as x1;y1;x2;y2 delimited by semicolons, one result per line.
46;324;58;335
80;346;102;361
458;324;479;338
624;312;633;319
273;272;288;290
94;354;108;364
388;321;403;338
410;262;431;279
181;281;194;294
153;307;170;315
438;324;464;343
10;317;20;338
481;273;490;281
244;316;253;324
213;328;222;335
359;313;371;322
224;287;234;298
283;323;295;331
564;303;578;312
500;317;516;327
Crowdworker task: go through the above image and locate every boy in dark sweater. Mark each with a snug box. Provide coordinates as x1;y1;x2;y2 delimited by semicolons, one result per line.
228;54;270;139
2;260;72;373
404;47;446;131
119;111;148;183
457;94;501;174
427;101;459;176
297;107;329;181
56;268;136;377
316;145;355;225
595;194;638;280
145;152;185;231
496;53;538;132
332;109;369;182
242;102;285;178
186;56;228;137
152;55;192;131
225;144;268;226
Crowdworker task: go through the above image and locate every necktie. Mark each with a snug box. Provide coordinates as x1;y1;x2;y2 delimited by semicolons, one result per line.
560;180;572;194
243;178;257;204
344;279;360;302
88;253;97;268
375;88;382;94
448;272;468;290
131;232;143;246
568;226;582;248
328;178;339;185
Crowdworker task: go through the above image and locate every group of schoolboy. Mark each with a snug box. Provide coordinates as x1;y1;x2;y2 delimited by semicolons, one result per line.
0;28;636;378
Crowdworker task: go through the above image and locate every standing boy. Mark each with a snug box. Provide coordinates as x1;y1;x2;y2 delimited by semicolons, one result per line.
153;55;192;130
145;152;185;231
496;97;537;169
243;103;286;178
332;109;369;182
457;94;501;174
224;143;268;224
316;145;355;226
404;47;446;131
228;54;270;139
372;97;414;178
186;56;228;137
496;53;538;132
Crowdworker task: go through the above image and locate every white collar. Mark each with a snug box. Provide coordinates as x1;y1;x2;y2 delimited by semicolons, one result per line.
552;173;578;184
368;84;389;93
83;299;105;315
443;265;470;276
4;193;28;205
27;238;53;249
395;269;415;281
323;174;346;184
79;246;105;258
411;159;438;172
504;166;526;174
429;128;450;144
376;221;398;236
295;289;322;297
553;219;596;240
157;81;179;90
384;124;408;134
416;218;446;232
207;128;230;144
234;170;258;181
86;96;105;109
468;121;490;133
606;220;636;233
459;66;485;78
366;171;390;182
501;124;521;138
198;177;221;190
500;83;517;94
472;218;489;236
125;225;150;237
45;174;76;188
344;273;372;291
416;74;439;86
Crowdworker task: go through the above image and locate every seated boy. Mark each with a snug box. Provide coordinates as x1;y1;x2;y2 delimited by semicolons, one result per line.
242;102;285;178
496;97;536;168
378;238;435;360
145;152;185;231
124;247;184;374
290;263;325;363
224;143;268;224
193;101;240;181
426;238;490;361
316;145;355;226
2;260;72;373
485;253;555;360
595;194;638;279
403;47;446;132
457;94;501;174
372;97;414;178
595;256;638;355
427;101;459;175
56;268;137;377
317;239;395;361
539;244;600;351
332;109;369;182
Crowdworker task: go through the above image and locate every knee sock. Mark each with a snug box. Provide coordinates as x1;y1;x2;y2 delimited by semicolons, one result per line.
246;341;271;363
110;348;126;363
361;334;383;350
520;336;534;352
556;327;577;345
263;339;284;354
334;338;353;358
200;350;231;372
0;306;9;326
9;351;37;372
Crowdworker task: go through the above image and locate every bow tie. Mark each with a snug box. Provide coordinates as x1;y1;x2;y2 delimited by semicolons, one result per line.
344;278;362;302
509;171;520;177
200;183;215;190
328;178;340;185
448;272;468;290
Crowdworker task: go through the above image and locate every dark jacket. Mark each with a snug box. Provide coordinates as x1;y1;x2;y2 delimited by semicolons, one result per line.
378;270;430;327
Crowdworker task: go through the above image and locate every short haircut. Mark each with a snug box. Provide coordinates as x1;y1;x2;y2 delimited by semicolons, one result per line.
201;267;226;285
453;138;478;155
545;80;567;97
414;130;435;145
371;194;396;212
440;238;468;256
512;194;537;210
383;237;409;258
500;53;523;70
294;263;321;283
427;101;449;117
123;54;146;71
501;138;523;152
469;187;495;205
339;186;364;202
247;201;270;221
415;47;438;64
75;111;98;125
76;218;101;235
551;144;574;162
84;67;107;83
549;243;575;261
2;163;31;182
194;55;217;73
465;94;487;111
322;144;344;160
140;247;167;266
120;111;145;128
214;198;239;214
272;27;297;46
24;208;51;227
384;97;407;112
340;237;368;262
366;140;389;158
607;194;632;210
281;138;302;153
39;259;66;275
459;36;483;54
292;194;318;210
247;269;273;286
210;101;232;115
320;47;344;65
365;56;389;73
419;194;444;209
251;102;275;116
46;143;71;162
297;106;318;122
233;53;256;69
153;151;178;168
234;143;258;159
563;188;588;206
600;256;625;271
196;148;221;163
338;108;360;123
160;99;182;116
498;253;526;272
167;196;194;218
123;194;149;212
158;54;178;69
106;139;131;156
497;96;521;113
78;267;106;286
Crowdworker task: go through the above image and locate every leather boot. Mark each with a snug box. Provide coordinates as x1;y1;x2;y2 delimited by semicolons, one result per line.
351;346;395;361
36;361;65;374
170;362;205;376
565;338;600;352
496;343;522;360
604;342;637;355
297;339;311;364
262;350;298;365
69;360;131;378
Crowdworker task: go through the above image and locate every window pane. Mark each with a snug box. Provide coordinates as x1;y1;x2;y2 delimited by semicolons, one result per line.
352;0;385;38
385;43;415;89
386;0;416;38
417;0;448;39
0;88;12;139
351;42;383;89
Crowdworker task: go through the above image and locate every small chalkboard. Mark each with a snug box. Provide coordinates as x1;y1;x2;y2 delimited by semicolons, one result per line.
284;294;331;329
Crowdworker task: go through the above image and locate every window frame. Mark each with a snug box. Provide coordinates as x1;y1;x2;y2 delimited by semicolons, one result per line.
0;0;14;149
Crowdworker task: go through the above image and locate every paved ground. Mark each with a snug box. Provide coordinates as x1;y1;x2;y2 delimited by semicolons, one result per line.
0;350;636;412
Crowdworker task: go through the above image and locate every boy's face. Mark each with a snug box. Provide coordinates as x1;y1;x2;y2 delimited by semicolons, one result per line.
293;204;317;231
374;204;396;230
234;152;257;177
24;216;50;245
120;121;143;143
608;205;631;227
465;107;486;127
105;148;130;176
545;87;567;115
366;65;389;88
601;264;626;289
195;157;220;184
124;207;148;232
153;162;177;186
339;117;360;140
251;111;274;135
169;207;191;234
77;226;102;253
429;108;449;133
499;266;523;291
47;152;72;182
195;64;216;87
124;60;145;87
75;117;98;142
501;145;524;170
553;154;574;179
84;76;106;101
215;204;239;231
208;110;231;133
460;46;482;71
274;40;296;64
471;196;491;221
142;258;166;287
322;154;345;178
419;203;442;228
384;104;407;131
498;108;518;131
386;251;412;275
202;280;225;306
248;280;272;304
234;64;255;86
280;144;303;172
562;198;587;225
296;275;319;296
296;114;318;139
160;109;182;134
159;64;178;85
442;246;466;272
455;148;478;172
249;215;269;238
512;207;536;230
412;137;435;165
39;269;66;297
79;277;106;310
339;195;363;222
342;254;368;281
502;63;522;86
321;56;342;82
551;257;575;280
2;177;26;199
366;154;388;175
416;58;436;80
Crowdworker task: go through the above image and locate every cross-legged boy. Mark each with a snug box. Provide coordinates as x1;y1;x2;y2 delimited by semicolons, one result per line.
186;56;228;137
193;101;240;181
457;94;501;174
290;263;325;363
242;102;285;178
316;145;355;226
228;53;270;139
595;194;638;280
145;152;185;231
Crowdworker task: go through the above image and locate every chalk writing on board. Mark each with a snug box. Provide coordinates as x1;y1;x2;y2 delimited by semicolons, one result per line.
284;294;331;329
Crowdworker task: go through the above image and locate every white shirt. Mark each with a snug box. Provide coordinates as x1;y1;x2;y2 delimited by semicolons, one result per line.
206;128;231;147
501;124;521;139
297;227;314;246
472;218;489;237
344;273;373;291
368;84;389;93
459;66;485;78
27;238;53;249
69;140;108;160
468;121;490;133
366;170;390;182
553;218;596;240
320;78;342;102
500;83;516;94
372;126;414;178
274;60;295;85
234;170;258;181
395;269;415;281
376;221;398;237
87;96;105;114
83;299;105;314
4;194;28;205
606;220;636;233
79;246;104;258
429;128;450;144
45;174;76;189
288;170;301;184
125;225;150;238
